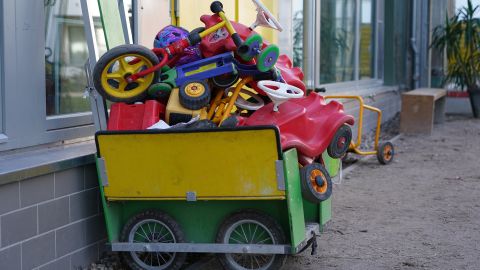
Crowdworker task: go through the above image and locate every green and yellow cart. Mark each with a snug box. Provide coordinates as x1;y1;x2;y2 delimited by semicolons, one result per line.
95;126;338;270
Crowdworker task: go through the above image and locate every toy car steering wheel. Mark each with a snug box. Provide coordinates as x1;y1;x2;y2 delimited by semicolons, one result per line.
225;87;265;111
257;80;303;111
250;0;283;32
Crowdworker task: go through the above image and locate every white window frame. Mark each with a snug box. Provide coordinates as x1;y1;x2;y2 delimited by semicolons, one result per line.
0;0;95;152
0;0;5;143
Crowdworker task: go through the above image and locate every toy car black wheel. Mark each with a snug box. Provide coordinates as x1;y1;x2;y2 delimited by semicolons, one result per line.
179;80;211;110
211;73;239;88
377;141;395;165
300;163;333;203
93;44;159;103
216;210;287;270
327;125;353;159
120;210;186;270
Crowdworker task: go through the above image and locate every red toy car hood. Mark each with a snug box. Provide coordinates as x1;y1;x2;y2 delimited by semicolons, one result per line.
244;93;354;159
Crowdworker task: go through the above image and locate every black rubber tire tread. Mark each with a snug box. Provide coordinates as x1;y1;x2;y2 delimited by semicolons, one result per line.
216;209;287;270
120;210;187;270
300;163;333;203
327;125;353;159
211;73;239;88
93;44;159;103
179;80;211;110
377;141;395;165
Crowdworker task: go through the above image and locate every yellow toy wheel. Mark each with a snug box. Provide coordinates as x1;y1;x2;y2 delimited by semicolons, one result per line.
179;81;211;110
93;44;159;102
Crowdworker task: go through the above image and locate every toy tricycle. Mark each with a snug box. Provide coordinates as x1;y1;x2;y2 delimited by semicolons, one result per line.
148;51;279;110
92;0;282;103
324;95;395;165
95;127;339;270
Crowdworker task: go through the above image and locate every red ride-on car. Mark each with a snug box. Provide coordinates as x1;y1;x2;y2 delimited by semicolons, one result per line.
243;81;355;166
238;80;354;203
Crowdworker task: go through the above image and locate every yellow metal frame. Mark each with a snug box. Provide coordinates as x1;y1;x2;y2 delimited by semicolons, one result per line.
325;95;382;156
207;77;253;124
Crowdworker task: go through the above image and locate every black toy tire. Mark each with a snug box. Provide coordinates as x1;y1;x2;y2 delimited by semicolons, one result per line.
211;73;239;88
300;163;333;203
377;141;395;165
93;44;159;103
216;210;287;270
120;210;187;270
179;80;211;110
327;125;353;159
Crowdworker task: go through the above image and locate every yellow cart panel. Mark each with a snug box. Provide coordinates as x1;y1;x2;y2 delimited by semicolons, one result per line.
95;127;285;201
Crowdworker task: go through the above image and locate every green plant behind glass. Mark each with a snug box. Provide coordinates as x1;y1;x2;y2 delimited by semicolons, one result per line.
431;0;480;91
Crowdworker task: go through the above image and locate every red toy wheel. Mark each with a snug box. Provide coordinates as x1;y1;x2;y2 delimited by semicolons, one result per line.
300;163;332;203
327;125;353;159
377;141;394;165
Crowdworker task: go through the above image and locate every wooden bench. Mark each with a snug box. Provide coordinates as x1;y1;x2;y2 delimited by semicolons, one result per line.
400;88;447;134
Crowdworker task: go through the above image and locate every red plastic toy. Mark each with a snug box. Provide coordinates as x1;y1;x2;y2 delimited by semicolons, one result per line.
243;89;354;165
107;100;165;131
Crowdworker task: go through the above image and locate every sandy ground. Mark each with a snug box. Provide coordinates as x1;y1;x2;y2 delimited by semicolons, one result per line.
199;116;480;270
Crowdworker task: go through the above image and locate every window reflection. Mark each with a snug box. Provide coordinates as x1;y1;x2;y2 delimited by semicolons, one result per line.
319;0;375;84
292;1;303;68
45;0;106;116
320;0;356;84
360;0;374;79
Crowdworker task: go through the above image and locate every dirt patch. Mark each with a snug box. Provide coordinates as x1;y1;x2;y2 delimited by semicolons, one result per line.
283;115;480;270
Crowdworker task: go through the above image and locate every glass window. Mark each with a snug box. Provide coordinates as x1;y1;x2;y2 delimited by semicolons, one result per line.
292;1;303;68
360;0;374;79
319;0;375;84
44;0;106;116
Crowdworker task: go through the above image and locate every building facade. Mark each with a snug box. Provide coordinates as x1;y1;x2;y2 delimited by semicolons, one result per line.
0;0;466;269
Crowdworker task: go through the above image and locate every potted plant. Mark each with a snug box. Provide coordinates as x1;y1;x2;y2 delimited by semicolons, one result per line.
431;0;480;118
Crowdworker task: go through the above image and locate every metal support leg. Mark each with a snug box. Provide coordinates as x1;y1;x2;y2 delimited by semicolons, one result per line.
80;0;108;131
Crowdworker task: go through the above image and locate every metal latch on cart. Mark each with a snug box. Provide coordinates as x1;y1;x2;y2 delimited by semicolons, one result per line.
275;160;285;191
97;157;109;187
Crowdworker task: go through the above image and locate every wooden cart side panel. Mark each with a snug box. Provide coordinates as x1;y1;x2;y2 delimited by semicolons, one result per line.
96;128;285;200
283;148;306;251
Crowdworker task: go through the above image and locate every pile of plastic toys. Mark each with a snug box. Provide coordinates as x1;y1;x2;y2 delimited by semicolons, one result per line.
93;0;354;169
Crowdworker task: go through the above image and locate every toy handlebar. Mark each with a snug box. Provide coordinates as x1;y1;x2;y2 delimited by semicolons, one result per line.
127;1;244;83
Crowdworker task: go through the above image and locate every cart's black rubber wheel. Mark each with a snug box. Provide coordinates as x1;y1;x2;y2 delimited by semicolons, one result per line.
300;163;333;203
211;73;239;88
216;210;287;270
120;210;186;270
327;125;353;159
93;44;159;103
377;141;395;165
179;80;211;110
